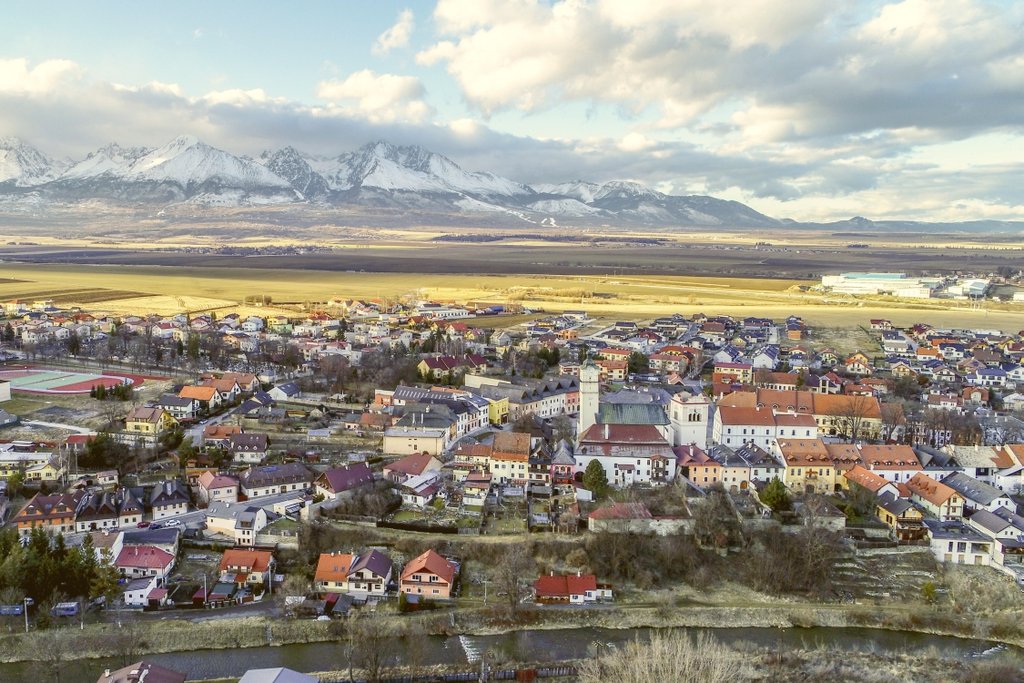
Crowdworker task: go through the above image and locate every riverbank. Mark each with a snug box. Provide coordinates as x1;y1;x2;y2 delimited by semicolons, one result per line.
1;601;1022;665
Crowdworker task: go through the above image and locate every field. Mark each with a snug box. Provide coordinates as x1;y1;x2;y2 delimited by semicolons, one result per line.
0;366;139;394
0;262;1020;332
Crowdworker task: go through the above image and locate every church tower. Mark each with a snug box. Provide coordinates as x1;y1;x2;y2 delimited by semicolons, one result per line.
577;359;601;440
669;391;711;449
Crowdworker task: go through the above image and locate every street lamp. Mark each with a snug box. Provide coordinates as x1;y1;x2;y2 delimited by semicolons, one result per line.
22;597;30;633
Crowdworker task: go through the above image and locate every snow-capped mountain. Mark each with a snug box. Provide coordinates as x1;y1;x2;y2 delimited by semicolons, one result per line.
59;143;152;180
0;134;782;226
311;141;536;199
0;137;68;186
258;146;329;199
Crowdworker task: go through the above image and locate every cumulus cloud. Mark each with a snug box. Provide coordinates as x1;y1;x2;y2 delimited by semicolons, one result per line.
316;69;433;123
419;0;1024;141
373;9;415;55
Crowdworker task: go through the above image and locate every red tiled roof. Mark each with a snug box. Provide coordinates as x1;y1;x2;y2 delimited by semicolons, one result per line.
534;573;597;598
115;545;174;570
400;549;455;584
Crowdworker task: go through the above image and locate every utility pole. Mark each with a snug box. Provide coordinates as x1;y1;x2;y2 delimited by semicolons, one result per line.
482;578;489;606
23;598;29;633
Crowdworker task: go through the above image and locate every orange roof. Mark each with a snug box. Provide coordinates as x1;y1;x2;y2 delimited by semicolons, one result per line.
906;473;957;506
180;385;218;401
202;378;239;393
843;465;890;492
719;389;881;420
204;424;242;439
857;444;920;470
491;431;531;460
219;548;274;574
401;549;455;585
992;444;1024;469
777;438;832;467
314;552;354;584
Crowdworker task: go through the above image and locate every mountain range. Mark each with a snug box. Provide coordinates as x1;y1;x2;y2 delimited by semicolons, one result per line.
0;135;1020;231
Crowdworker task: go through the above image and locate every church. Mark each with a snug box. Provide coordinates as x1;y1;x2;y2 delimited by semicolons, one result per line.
572;360;711;487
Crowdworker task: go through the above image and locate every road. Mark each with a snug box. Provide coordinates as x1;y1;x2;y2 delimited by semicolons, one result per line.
23;420;94;434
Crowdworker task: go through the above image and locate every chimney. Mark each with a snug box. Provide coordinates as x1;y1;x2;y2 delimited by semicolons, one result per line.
604;423;609;440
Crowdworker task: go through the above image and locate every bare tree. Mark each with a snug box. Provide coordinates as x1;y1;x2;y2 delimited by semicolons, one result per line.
490;543;535;614
879;400;906;443
830;395;876;443
578;630;745;683
346;611;392;683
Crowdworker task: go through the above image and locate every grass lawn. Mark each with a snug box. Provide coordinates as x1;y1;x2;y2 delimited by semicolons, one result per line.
393;510;424;523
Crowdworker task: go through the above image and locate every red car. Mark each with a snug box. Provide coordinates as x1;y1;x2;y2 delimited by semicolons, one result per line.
136;521;151;528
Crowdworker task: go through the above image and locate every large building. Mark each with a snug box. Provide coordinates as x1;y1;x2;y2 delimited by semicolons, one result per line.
821;272;940;299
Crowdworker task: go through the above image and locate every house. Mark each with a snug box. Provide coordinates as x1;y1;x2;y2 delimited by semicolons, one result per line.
114;545;175;580
267;382;301;402
149;480;189;520
382;424;450;456
843;465;900;500
533;572;613;604
939;472;1013;514
12;491;84;536
383;452;443;484
488;431;532;485
776;438;838;494
179;385;222;412
314;463;375;501
712;406;818;450
154;394;200;422
906;473;964;520
238;463;313;498
237;668;317;683
203;424;242;448
676;445;721;487
98;661;186;683
718;388;882;440
398;471;443;508
968;508;1024;570
876;493;927;543
125;407;178;435
314;551;354;592
196;471;239;505
205;501;269;546
219;547;276;587
344;549;394;600
923;519;992;566
400;549;457;600
229;433;270;464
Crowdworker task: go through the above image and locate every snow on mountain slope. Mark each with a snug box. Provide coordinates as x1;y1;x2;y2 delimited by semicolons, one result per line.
59;143;151;180
321;141;535;197
127;135;290;189
532;181;601;203
0;136;67;185
258;146;329;198
527;198;604;217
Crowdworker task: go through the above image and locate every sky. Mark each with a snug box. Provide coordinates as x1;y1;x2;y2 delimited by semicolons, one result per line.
1;0;1023;222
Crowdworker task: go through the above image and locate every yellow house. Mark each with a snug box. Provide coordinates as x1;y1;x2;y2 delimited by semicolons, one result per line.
125;406;178;435
776;438;837;495
485;396;509;425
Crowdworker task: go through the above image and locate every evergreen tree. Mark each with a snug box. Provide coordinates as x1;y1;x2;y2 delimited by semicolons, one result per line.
760;477;791;511
583;460;610;498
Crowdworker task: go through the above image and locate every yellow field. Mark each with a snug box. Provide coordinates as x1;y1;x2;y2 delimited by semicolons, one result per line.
0;263;1019;331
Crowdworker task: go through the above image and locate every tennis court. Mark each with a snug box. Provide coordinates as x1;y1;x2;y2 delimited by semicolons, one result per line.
0;367;139;394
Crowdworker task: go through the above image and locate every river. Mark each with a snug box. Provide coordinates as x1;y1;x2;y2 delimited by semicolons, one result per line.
4;626;1017;682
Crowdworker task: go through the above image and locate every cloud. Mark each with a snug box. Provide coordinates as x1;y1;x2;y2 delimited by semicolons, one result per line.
373;9;415;55
1;49;1023;223
316;69;433;123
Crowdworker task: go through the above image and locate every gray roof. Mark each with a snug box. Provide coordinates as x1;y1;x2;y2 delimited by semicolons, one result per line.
597;402;669;426
602;387;673;406
923;519;990;542
239;463;312;488
940;472;1007;506
349;549;392;578
970;509;1012;535
122;527;181;546
877;493;916;517
238;668;317;683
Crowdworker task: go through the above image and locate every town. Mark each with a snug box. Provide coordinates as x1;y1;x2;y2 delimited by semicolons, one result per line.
0;293;1023;681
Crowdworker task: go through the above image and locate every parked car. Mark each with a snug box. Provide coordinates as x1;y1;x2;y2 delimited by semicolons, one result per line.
136;521;151;528
164;519;182;528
